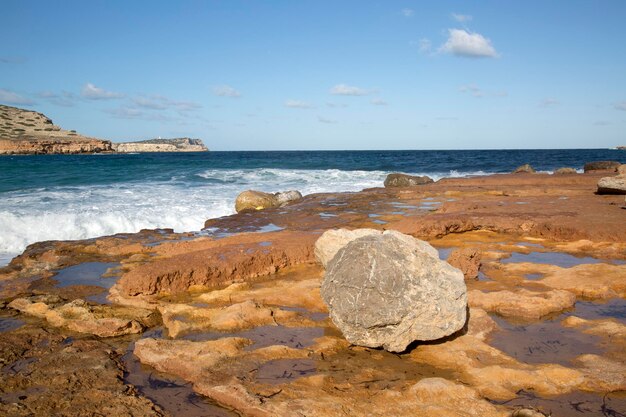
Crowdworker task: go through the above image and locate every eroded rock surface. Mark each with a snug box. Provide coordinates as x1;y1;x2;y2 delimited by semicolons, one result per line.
597;176;626;194
321;230;467;352
384;173;434;187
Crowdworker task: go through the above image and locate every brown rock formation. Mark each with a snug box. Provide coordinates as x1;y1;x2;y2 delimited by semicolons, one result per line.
0;104;112;154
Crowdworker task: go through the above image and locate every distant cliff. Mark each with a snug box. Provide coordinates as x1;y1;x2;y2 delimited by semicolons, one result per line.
112;138;208;153
0;105;112;155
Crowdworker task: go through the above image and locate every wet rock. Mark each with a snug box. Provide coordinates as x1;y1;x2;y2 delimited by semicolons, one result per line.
314;228;380;268
8;297;158;337
597;176;626;194
584;160;620;172
554;167;578;175
468;289;576;320
447;247;482;280
540;263;626;299
235;190;280;212
235;190;302;213
384;173;434;188
321;230;467;352
513;164;536;174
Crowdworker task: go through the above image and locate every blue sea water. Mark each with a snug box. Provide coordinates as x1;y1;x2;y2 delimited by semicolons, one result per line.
0;149;623;265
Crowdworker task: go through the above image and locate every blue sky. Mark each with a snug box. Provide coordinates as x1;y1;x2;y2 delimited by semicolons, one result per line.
1;1;625;150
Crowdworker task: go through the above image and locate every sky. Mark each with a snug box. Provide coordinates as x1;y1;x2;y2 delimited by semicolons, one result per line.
1;1;625;150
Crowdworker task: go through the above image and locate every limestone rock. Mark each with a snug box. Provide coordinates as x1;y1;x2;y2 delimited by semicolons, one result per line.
235;189;302;212
597;176;626;194
584;160;620;172
447;247;482;280
320;230;467;352
275;190;302;205
554;167;578;175
513;164;536;174
468;288;576;320
384;173;434;188
314;228;381;268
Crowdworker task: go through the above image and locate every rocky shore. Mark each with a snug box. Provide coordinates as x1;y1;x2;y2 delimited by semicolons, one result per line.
0;105;208;154
1;169;626;416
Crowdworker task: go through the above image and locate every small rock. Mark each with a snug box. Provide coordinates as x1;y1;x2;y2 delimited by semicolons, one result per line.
235;190;279;213
447;247;482;280
314;228;381;268
274;190;302;206
584;160;620;173
384;173;434;188
553;167;578;175
597;176;626;194
513;164;536;174
320;230;467;352
511;408;549;417
235;190;302;213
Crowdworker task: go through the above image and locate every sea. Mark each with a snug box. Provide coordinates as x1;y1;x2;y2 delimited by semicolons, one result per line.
1;149;624;266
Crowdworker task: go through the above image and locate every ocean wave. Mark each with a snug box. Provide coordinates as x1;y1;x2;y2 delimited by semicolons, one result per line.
0;167;491;264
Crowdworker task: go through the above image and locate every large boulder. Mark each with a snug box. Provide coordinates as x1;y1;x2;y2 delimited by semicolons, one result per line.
597;176;626;194
235;189;302;213
384;173;433;188
584;160;620;173
513;164;536;174
320;230;467;352
554;167;578;175
314;228;381;268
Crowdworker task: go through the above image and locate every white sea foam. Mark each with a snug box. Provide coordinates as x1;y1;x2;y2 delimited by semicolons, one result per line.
0;168;484;265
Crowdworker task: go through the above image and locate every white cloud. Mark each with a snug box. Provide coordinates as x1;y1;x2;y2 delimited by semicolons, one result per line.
81;83;124;100
539;98;560;107
38;90;76;107
330;84;369;96
0;88;35;106
614;101;626;111
318;116;337;124
326;102;348;108
133;95;202;112
104;107;144;119
285;99;313;109
371;98;388;106
452;13;472;22
401;8;414;17
213;85;241;98
439;29;498;58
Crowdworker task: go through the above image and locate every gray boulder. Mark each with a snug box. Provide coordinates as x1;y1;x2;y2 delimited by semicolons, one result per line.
513;164;536;174
384;173;434;188
584;160;620;173
314;228;381;268
320;230;467;352
275;190;302;206
597;176;626;194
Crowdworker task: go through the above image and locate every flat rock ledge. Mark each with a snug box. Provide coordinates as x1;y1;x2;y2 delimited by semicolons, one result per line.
319;229;467;352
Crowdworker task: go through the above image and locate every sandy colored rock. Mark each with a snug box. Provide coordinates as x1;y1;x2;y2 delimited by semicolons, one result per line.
274;190;302;205
447;247;482;280
539;263;626;299
321;230;467;352
513;164;536;173
8;297;157;337
314;228;381;267
597;176;626;194
554;167;578;174
235;190;280;212
468;288;576;320
618;164;626;175
384;173;434;187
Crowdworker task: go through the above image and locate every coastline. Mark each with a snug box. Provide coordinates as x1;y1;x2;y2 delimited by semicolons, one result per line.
1;169;625;415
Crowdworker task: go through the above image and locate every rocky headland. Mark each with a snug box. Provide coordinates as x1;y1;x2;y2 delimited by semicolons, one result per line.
0;104;112;154
1;168;626;416
0;105;208;155
112;138;208;153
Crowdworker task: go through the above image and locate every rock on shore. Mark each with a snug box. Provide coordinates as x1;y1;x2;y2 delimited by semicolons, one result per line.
320;230;467;352
235;189;302;212
384;173;434;187
0;104;112;154
584;160;621;172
